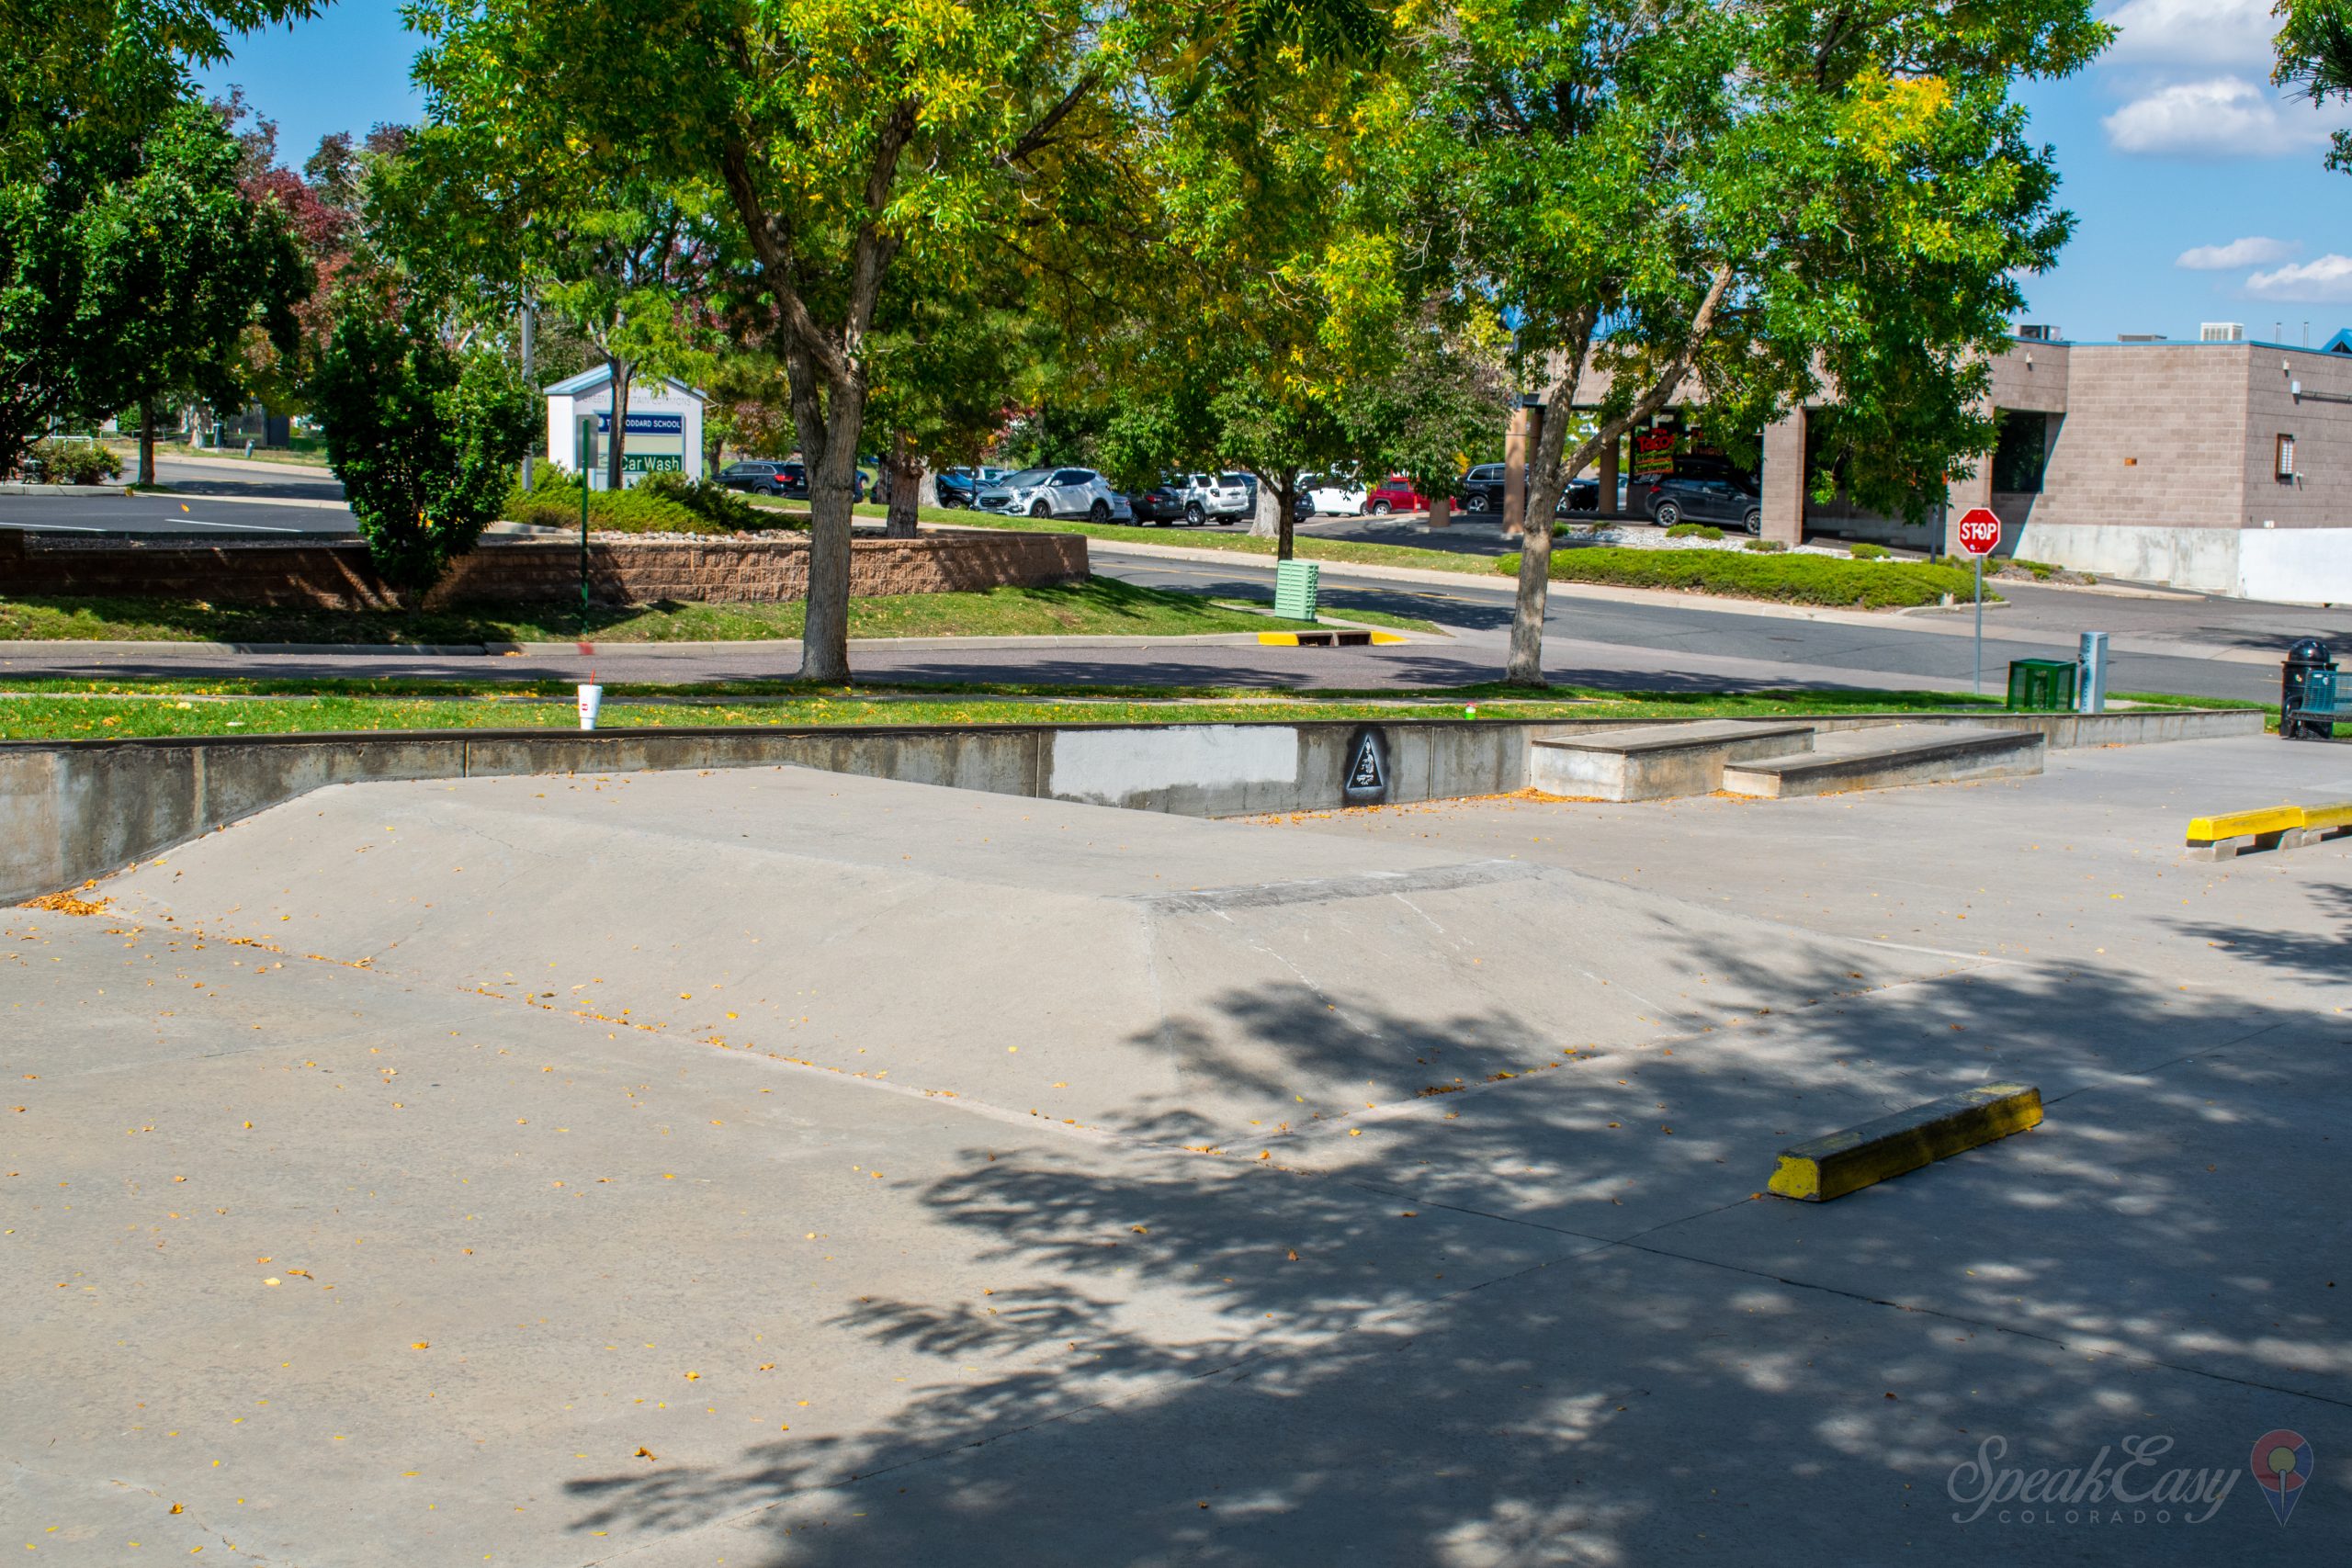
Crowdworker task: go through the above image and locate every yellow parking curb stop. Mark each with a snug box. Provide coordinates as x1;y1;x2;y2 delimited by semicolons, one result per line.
1767;1083;2043;1202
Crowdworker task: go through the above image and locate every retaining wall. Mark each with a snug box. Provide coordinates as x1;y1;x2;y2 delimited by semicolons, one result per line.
0;528;1089;609
0;707;2264;906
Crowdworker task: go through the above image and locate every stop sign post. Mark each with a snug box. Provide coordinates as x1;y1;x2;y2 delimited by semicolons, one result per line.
1956;506;2000;694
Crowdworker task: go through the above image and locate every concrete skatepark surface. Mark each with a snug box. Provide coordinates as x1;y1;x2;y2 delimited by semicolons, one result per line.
3;736;2346;1563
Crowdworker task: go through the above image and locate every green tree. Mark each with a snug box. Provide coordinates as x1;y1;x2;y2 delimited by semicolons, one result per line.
1363;0;2106;683
2277;2;2352;172
0;93;308;477
411;0;1157;682
311;295;538;593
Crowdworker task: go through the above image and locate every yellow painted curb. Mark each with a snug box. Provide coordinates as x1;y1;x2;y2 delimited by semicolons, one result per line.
2185;805;2302;844
1255;628;1408;647
1767;1084;2043;1202
2299;800;2352;833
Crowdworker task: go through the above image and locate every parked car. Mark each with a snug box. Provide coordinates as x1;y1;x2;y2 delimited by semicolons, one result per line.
1304;480;1365;515
1562;477;1601;512
974;466;1130;521
933;468;979;508
716;460;797;497
1125;480;1189;525
1627;456;1748;519
1170;472;1254;525
1363;475;1431;514
1643;473;1764;534
1453;463;1506;515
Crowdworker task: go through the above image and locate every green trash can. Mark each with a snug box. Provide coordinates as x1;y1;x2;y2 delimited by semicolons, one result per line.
2006;657;2077;711
1274;558;1320;623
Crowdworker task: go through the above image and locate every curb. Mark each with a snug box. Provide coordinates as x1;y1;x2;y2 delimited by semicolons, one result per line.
2186;798;2352;861
0;483;132;497
1767;1084;2044;1201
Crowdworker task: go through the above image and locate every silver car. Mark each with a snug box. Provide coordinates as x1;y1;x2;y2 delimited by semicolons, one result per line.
974;466;1131;522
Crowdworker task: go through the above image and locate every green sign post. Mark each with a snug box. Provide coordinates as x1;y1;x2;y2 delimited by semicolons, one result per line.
575;416;598;640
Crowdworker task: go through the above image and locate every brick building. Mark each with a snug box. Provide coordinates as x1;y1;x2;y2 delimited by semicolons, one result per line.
1571;329;2352;602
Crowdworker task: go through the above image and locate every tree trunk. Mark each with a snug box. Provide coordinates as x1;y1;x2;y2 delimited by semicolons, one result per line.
1506;389;1576;684
1429;493;1451;529
604;358;632;492
917;467;941;510
1275;470;1298;560
137;401;155;488
792;349;865;685
706;432;724;476
883;431;922;538
1248;478;1284;549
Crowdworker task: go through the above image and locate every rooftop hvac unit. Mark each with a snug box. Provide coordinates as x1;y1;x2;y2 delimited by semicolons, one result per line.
2200;322;2246;343
2015;323;2059;342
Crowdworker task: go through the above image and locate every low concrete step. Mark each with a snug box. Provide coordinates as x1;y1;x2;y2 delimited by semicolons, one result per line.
1720;724;2043;799
1529;720;1816;801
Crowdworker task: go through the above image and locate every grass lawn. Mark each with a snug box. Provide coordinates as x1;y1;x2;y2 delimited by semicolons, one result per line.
0;676;2185;742
108;438;332;469
0;578;1314;646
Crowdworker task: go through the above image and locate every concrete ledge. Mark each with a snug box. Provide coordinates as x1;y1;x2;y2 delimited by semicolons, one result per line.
1723;725;2044;798
1529;720;1815;801
0;483;132;497
1768;1084;2044;1201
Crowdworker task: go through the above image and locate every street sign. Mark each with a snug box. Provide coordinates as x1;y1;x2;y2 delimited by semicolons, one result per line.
1956;507;2001;556
1953;507;2001;694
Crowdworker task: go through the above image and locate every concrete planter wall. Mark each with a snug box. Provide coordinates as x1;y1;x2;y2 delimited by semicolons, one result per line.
0;707;2264;906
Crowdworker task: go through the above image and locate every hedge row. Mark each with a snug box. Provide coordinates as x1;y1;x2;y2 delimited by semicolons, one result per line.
502;471;792;536
1507;547;1996;609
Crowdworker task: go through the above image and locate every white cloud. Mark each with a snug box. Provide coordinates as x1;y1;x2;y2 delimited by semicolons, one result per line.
2101;0;2278;69
2245;254;2352;301
2177;236;2301;269
2102;76;2329;156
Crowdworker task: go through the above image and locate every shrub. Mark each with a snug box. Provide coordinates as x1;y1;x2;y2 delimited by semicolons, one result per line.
1849;541;1888;560
26;438;122;485
1504;546;1996;610
1745;538;1788;553
505;468;797;536
312;302;538;592
1664;522;1724;540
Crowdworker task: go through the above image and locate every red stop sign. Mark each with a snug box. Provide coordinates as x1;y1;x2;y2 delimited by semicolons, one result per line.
1956;507;2001;557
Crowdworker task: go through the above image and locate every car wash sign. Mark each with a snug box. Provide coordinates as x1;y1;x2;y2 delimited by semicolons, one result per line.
596;411;685;474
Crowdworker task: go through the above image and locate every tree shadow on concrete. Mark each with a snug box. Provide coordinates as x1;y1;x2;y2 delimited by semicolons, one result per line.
2172;879;2352;986
560;949;2346;1565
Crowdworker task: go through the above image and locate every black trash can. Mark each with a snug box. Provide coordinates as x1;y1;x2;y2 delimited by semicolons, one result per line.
2283;637;2336;740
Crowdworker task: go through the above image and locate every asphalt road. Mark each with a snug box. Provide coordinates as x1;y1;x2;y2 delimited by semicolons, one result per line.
1087;543;2315;704
1;456;356;536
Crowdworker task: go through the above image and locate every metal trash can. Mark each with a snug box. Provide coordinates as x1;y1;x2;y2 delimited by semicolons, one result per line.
2007;658;2077;712
2283;637;2337;740
1274;558;1320;624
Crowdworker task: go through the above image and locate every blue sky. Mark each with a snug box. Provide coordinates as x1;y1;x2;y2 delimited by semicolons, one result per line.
201;1;2352;344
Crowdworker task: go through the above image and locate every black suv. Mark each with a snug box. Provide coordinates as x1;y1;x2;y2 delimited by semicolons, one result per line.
1453;463;1506;514
717;460;867;502
1644;473;1763;534
717;460;799;497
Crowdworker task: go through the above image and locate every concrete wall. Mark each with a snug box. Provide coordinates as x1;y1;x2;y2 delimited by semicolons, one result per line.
0;529;1090;609
0;710;2264;906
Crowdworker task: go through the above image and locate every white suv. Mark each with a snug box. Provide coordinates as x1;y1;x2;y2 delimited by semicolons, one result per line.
974;467;1132;522
1171;472;1254;525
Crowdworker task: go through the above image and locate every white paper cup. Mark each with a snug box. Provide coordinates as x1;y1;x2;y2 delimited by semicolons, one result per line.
577;683;604;730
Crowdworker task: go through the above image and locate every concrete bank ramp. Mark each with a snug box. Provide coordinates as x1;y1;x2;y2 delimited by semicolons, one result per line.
95;766;1975;1142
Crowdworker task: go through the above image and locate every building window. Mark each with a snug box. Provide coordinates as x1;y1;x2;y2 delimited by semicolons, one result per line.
1992;410;2048;493
2278;434;2297;482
